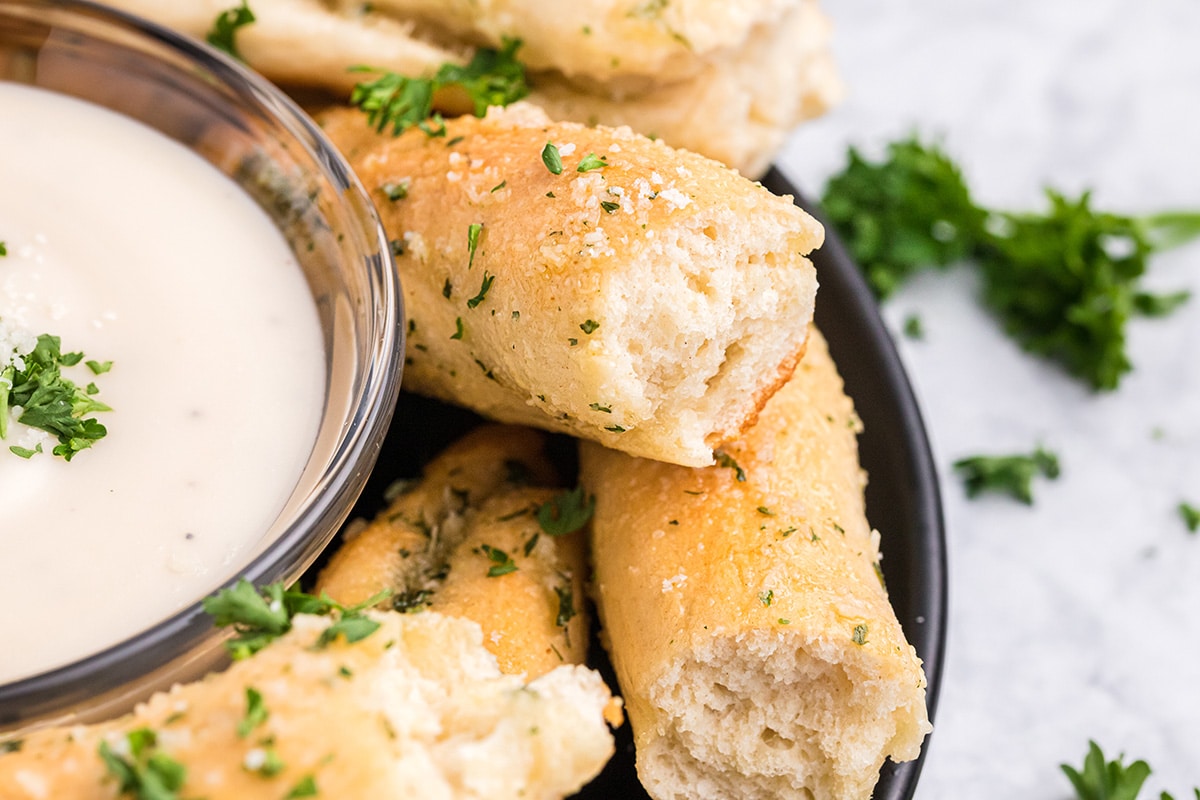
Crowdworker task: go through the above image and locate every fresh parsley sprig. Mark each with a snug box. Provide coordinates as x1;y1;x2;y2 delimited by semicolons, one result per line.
0;332;111;460
821;135;1200;390
206;1;255;61
202;579;389;660
952;445;1060;504
1062;740;1200;800
350;38;529;136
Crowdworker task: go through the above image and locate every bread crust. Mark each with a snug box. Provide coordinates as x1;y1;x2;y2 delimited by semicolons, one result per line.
316;425;591;676
102;0;841;176
581;329;931;800
0;613;616;799
323;102;822;466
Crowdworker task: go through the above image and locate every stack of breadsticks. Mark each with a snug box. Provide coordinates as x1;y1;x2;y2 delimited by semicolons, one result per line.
0;4;933;799
105;0;841;178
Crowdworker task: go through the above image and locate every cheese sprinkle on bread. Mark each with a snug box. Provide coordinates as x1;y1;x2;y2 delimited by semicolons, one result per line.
322;102;823;467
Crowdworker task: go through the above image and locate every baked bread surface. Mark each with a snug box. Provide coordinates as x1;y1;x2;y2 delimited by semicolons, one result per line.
581;329;931;800
323;102;822;467
0;612;615;799
102;0;841;176
316;425;591;676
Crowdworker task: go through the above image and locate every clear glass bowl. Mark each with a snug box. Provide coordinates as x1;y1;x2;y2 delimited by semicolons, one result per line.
0;0;404;733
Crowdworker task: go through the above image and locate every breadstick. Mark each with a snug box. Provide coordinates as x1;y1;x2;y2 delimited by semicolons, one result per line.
316;425;590;677
322;102;823;467
581;329;931;800
102;0;840;176
0;612;615;799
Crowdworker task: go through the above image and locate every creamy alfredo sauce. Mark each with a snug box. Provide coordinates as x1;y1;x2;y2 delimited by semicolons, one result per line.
0;83;325;683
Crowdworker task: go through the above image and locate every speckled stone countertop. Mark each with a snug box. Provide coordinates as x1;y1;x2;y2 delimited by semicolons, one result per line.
777;1;1200;796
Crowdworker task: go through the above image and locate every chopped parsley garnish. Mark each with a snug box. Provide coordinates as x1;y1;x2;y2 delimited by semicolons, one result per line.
903;314;924;340
98;728;187;800
1179;502;1200;533
953;445;1060;504
714;450;747;482
589;402;612;413
576;153;608;172
284;775;319;799
381;180;409;201
392;587;434;612
605;424;626;433
466;271;495;308
852;624;869;645
0;242;6;256
600;200;620;214
9;444;40;459
821;135;1200;390
1;331;112;461
202;579;389;659
580;319;600;334
536;486;596;536
554;581;576;633
237;687;268;738
450;317;465;340
480;544;518;577
350;38;529;135
442;278;453;299
758;590;774;607
245;746;285;777
389;238;405;257
491;180;507;193
542;142;564;175
467;222;483;269
206;1;256;61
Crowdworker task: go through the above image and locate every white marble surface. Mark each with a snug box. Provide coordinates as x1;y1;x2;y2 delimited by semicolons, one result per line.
776;1;1200;796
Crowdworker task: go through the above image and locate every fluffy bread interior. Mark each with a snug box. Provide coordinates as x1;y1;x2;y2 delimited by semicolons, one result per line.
639;630;929;800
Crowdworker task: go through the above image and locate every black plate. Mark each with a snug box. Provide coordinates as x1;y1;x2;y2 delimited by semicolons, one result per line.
328;169;947;800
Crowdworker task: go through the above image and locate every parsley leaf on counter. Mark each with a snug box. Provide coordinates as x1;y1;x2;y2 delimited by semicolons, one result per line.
1062;741;1150;800
0;331;111;461
977;190;1195;391
1061;740;1200;800
821;136;1200;390
1179;501;1200;533
952;445;1060;504
206;1;256;61
821;137;984;299
351;38;529;136
203;579;389;660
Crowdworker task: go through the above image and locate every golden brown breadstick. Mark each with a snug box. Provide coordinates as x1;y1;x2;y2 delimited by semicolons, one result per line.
316;425;590;676
0;612;616;800
321;102;823;468
581;329;931;800
102;0;841;176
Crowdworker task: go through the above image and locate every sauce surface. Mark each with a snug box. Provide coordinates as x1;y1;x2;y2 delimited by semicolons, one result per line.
0;82;325;683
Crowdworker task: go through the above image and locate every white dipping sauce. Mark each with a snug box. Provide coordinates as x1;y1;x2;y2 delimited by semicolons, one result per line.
0;83;325;683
